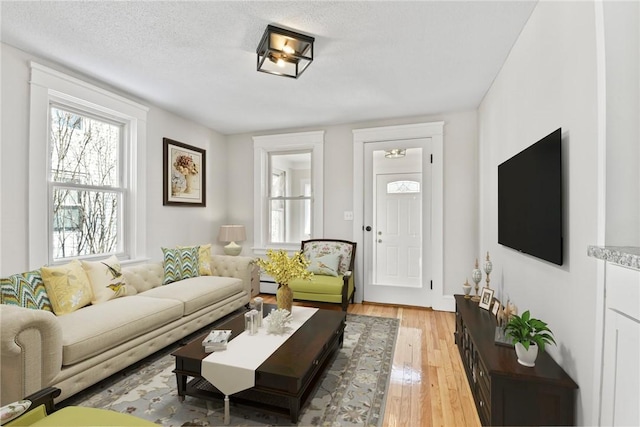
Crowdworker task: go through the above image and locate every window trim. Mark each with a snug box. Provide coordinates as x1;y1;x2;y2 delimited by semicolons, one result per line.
253;131;324;253
29;62;148;267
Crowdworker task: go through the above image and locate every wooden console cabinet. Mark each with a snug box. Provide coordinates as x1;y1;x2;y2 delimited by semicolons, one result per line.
454;295;578;426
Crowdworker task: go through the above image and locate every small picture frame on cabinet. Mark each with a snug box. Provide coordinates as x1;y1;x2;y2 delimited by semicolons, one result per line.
491;299;501;316
479;287;494;310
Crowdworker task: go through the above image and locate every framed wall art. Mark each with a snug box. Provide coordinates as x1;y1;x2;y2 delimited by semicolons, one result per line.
479;287;494;310
163;138;206;207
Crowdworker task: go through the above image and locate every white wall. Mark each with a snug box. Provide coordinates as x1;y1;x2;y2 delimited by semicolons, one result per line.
604;0;640;246
478;2;599;425
226;110;478;298
0;43;227;274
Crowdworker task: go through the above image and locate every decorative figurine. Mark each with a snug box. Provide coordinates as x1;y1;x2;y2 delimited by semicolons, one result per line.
462;278;472;299
471;259;482;302
484;251;493;289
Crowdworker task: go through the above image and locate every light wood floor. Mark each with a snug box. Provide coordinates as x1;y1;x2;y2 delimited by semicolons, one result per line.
259;296;481;426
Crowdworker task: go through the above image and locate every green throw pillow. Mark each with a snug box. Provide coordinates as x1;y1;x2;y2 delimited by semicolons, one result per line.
162;246;200;285
0;270;53;312
308;253;341;277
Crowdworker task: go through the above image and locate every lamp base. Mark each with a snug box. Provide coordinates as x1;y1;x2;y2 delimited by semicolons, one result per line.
223;241;242;256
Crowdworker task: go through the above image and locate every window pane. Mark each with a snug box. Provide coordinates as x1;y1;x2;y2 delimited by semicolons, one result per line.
52;188;120;259
269;198;312;244
50;106;121;186
269;151;311;197
387;180;420;194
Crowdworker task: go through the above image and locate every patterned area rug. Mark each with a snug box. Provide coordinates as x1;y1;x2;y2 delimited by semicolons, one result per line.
62;313;399;426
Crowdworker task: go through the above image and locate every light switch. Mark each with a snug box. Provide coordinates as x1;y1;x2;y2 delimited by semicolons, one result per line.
344;211;354;221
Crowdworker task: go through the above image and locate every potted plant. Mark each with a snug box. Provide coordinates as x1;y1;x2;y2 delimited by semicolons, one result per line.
256;249;312;312
504;310;556;367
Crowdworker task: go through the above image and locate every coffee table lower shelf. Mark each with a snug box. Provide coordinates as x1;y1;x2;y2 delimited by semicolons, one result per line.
183;376;307;422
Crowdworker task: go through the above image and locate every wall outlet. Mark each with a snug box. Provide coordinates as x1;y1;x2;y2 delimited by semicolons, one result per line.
344;211;354;221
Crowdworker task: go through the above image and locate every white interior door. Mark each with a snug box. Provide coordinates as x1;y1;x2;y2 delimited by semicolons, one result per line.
375;173;422;286
363;140;432;306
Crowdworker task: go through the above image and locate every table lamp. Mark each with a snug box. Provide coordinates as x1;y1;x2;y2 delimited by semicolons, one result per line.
218;225;246;256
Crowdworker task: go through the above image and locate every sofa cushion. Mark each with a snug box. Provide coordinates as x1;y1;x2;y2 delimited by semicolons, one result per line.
138;276;243;316
41;260;93;316
162;247;200;285
0;270;53;312
178;244;212;276
82;255;131;305
55;295;183;365
122;263;164;293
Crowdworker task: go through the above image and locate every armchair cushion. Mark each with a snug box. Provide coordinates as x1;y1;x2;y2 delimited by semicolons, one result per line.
6;405;156;426
307;253;341;276
289;274;345;295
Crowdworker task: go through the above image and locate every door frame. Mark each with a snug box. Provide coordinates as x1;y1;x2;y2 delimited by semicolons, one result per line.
353;122;448;310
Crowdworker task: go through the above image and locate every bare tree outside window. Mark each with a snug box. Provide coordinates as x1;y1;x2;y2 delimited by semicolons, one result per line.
49;106;124;260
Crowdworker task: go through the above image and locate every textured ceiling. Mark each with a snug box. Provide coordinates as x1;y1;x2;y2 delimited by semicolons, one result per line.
1;1;536;135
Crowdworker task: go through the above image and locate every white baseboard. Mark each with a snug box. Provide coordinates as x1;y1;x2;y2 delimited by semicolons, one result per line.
432;294;456;312
260;281;277;294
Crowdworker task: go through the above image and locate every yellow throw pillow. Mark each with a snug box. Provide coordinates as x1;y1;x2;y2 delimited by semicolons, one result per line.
178;244;212;276
41;260;93;315
82;255;129;304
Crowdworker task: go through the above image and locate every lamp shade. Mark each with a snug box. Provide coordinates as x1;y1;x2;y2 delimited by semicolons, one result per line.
218;225;246;243
257;25;314;79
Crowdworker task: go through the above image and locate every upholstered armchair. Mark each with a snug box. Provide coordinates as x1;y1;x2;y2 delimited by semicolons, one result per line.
2;387;155;426
288;239;356;311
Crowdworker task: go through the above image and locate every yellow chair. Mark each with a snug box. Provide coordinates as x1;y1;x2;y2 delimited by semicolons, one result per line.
3;387;156;426
288;239;356;311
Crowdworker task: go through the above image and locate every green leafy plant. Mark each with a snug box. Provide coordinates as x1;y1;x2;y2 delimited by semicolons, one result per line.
504;310;556;352
256;249;312;286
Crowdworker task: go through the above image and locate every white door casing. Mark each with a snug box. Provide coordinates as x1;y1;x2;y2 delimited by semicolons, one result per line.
363;143;431;306
353;122;446;310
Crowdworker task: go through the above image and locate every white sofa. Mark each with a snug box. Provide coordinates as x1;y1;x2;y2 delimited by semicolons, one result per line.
0;255;253;406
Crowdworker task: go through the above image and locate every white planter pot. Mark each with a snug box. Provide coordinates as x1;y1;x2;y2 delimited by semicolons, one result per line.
515;342;538;367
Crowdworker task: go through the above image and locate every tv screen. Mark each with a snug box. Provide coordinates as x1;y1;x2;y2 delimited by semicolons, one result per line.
498;128;563;265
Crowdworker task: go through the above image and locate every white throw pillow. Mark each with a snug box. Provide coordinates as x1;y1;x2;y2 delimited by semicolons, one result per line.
82;255;130;304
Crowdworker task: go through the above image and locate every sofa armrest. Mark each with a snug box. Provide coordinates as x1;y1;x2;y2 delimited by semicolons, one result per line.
210;255;255;296
0;305;63;406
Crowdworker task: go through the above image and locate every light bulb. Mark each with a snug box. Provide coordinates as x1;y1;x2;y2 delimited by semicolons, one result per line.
276;58;285;67
283;44;295;54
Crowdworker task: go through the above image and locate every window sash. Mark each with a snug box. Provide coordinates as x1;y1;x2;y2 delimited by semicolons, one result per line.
47;104;127;261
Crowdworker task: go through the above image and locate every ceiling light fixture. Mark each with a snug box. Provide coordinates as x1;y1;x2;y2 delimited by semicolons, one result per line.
257;25;314;79
385;149;406;159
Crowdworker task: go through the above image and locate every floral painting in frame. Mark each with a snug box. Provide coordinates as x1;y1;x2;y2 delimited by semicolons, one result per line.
163;138;206;207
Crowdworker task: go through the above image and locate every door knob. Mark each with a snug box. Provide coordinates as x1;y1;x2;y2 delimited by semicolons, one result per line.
365;226;372;232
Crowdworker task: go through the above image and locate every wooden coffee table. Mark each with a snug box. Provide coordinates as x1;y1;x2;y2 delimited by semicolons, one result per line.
172;305;346;423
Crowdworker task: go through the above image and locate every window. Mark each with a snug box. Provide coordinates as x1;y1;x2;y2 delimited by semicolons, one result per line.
29;62;148;265
253;131;324;252
49;106;124;260
387;180;420;194
268;151;312;244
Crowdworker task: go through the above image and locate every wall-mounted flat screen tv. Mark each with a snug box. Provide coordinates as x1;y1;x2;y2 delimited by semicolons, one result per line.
498;128;563;265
